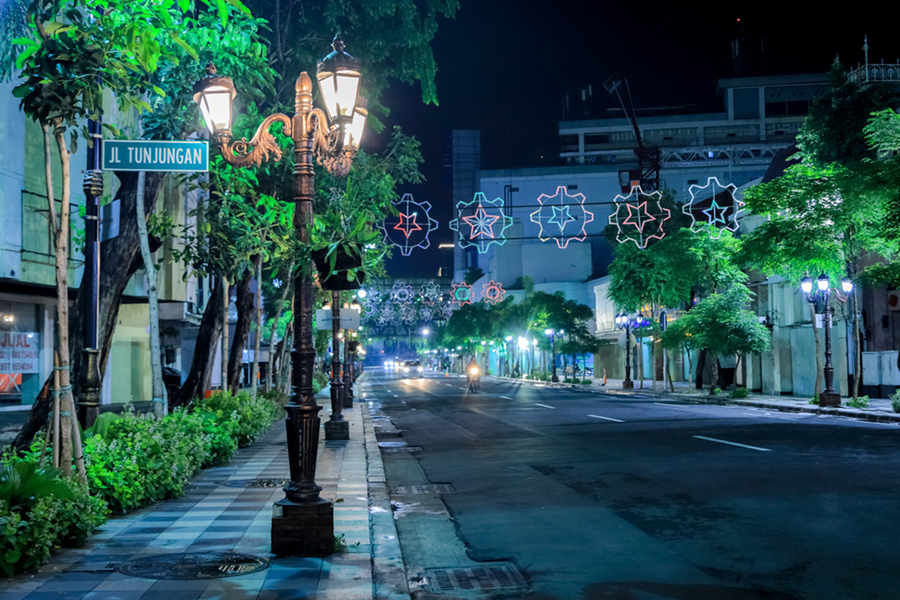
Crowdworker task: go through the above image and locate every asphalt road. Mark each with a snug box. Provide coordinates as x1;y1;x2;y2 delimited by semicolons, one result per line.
361;369;900;600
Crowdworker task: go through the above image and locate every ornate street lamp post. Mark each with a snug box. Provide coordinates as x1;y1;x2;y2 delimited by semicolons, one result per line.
801;273;853;407
324;298;347;439
615;313;634;389
193;35;367;556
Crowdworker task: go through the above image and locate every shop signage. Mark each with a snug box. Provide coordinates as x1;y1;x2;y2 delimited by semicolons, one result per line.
102;140;209;172
315;309;360;330
0;332;39;374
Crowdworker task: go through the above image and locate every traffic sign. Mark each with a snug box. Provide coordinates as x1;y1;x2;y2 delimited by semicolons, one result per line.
316;308;360;330
102;140;208;172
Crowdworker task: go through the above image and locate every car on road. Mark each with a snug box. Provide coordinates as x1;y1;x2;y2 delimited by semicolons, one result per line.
400;360;424;378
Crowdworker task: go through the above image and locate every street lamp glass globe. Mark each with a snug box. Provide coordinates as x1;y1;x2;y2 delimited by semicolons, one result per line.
357;289;367;298
517;337;528;349
423;328;430;335
505;336;513;342
817;273;830;291
316;35;361;122
800;276;813;295
841;277;853;293
192;64;236;135
544;328;553;336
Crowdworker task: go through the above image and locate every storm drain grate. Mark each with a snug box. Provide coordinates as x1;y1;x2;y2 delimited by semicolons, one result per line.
381;446;422;453
220;478;289;488
426;564;526;593
392;484;455;494
117;552;270;580
377;441;408;448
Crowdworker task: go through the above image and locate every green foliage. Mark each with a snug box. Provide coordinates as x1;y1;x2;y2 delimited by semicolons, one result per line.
729;387;749;399
581;379;592;385
672;285;770;360
890;389;900;413
196;391;282;448
845;395;869;409
0;462;71;512
0;468;106;577
809;395;820;405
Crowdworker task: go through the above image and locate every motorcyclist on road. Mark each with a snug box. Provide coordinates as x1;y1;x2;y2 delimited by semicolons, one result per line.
466;358;480;392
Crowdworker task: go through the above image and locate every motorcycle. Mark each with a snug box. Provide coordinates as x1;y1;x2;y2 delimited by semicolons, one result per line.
466;366;481;392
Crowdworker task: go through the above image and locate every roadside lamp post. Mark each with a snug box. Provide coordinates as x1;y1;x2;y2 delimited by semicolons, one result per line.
801;273;852;407
193;35;367;556
545;328;560;382
517;336;528;378
615;314;634;389
343;301;361;406
505;336;513;377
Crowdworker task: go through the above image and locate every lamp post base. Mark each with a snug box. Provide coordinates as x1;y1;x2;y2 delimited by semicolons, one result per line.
818;392;841;407
324;419;350;440
622;379;634;389
271;498;334;556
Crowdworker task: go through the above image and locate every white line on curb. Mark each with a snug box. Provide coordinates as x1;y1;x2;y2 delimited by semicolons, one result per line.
655;402;689;408
500;396;513;400
535;403;555;409
588;414;624;423
693;435;771;452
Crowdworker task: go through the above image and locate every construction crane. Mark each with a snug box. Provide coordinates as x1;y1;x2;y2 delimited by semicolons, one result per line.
603;74;661;194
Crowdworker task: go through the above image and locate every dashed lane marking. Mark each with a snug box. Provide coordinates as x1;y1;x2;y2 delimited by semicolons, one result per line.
693;435;771;452
535;403;555;409
588;414;624;423
500;396;513;400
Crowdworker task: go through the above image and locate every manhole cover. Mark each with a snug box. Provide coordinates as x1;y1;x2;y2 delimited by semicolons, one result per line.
116;553;270;580
392;484;454;494
426;564;526;593
221;478;289;488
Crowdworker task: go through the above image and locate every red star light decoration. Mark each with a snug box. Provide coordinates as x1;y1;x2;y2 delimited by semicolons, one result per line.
608;185;671;249
380;193;439;256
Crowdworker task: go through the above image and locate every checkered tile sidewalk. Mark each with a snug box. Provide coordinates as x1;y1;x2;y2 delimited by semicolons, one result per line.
1;398;378;600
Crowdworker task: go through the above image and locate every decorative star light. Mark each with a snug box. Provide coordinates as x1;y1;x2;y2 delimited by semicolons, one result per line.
450;282;474;306
420;307;433;322
420;281;442;305
390;282;414;304
682;177;744;238
608;185;671;249
380;193;439;256
530;186;595;249
401;304;417;323
482;280;506;305
440;302;454;320
449;192;513;254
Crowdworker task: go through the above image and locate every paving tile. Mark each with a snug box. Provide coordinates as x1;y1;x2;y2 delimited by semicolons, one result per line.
90;579;155;592
81;592;145;600
135;591;204;600
21;593;89;600
32;583;100;593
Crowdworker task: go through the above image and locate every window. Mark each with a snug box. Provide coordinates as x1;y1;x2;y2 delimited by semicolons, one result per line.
733;88;759;120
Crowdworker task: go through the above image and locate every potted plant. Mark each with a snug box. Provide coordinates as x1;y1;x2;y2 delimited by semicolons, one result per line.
310;205;379;290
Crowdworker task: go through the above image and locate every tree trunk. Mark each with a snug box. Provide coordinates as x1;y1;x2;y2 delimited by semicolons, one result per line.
266;270;293;393
852;287;861;398
221;276;229;393
809;302;824;400
687;350;693;394
251;258;263;400
12;170;167;452
709;356;720;396
228;266;256;394
172;278;224;407
135;171;166;418
695;349;706;390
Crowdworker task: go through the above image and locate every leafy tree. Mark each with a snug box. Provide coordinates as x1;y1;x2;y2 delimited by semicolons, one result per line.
659;316;699;393
740;63;900;398
679;285;770;395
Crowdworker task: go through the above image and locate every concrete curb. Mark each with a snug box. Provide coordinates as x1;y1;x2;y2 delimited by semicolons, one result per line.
359;375;412;600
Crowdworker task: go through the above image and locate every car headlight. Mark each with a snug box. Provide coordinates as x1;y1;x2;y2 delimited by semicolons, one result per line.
417;366;423;372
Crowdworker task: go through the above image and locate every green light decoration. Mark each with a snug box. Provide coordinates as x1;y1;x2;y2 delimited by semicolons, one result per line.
450;282;474;306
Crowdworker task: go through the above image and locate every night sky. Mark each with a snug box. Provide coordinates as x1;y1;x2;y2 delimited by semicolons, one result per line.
369;1;899;279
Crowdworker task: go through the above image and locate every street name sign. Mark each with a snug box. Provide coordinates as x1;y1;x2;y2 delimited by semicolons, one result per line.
316;308;360;330
102;140;209;172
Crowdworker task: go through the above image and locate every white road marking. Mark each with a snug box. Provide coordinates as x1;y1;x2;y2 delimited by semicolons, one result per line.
588;414;624;423
535;403;555;409
655;402;690;408
392;394;398;398
693;435;771;452
500;396;513;400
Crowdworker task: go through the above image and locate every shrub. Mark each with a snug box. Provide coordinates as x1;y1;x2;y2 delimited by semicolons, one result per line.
314;372;329;394
0;462;107;577
890;389;900;413
845;395;870;409
711;387;722;396
729;387;749;399
581;379;592;385
196;391;281;448
809;395;820;405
